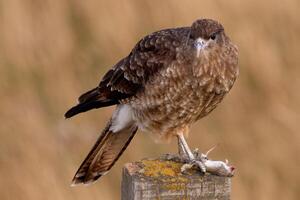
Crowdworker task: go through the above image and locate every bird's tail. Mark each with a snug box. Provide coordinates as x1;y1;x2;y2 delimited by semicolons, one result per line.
71;105;138;185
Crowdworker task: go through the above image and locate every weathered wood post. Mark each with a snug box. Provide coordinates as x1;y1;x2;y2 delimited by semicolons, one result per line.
121;155;232;200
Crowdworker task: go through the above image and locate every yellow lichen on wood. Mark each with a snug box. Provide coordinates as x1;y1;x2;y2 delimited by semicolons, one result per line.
123;158;231;199
140;159;181;177
137;159;198;185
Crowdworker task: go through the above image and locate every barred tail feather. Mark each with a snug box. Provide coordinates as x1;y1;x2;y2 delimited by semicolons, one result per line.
71;105;137;185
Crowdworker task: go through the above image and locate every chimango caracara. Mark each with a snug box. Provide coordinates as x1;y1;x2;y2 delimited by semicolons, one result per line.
65;18;239;185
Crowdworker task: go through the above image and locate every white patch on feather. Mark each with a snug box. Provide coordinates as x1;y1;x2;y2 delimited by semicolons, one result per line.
110;105;134;132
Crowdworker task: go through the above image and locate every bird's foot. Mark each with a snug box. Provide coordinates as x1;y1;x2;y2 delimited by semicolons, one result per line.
180;157;206;174
180;147;208;174
176;134;235;177
162;151;235;177
180;146;235;177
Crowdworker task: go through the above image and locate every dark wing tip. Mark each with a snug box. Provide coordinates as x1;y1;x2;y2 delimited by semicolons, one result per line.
65;99;118;119
78;87;99;103
64;106;79;118
64;102;97;119
65;87;102;119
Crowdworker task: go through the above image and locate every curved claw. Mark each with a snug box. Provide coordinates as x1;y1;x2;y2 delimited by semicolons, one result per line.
181;163;193;173
181;159;206;174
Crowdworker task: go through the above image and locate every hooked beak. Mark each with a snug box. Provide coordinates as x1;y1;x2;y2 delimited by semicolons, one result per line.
195;38;207;57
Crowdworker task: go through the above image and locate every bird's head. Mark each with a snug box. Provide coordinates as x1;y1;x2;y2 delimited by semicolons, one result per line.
188;19;229;58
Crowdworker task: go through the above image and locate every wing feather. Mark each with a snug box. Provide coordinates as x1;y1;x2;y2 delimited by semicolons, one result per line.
65;27;190;118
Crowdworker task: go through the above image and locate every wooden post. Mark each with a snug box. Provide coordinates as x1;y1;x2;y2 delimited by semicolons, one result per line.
121;155;231;200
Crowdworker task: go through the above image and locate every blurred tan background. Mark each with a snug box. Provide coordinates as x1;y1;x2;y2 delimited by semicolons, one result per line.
0;0;299;199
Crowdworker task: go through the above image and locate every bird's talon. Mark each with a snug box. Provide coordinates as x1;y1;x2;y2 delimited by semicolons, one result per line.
181;163;193;173
181;159;206;174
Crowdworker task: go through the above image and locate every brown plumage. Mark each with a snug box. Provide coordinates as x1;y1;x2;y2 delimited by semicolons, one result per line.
65;18;239;185
71;119;138;185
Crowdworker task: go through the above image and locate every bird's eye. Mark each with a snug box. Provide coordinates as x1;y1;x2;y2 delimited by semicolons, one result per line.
210;33;217;40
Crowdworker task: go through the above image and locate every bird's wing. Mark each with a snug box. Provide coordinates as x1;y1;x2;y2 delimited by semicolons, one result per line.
65;27;189;118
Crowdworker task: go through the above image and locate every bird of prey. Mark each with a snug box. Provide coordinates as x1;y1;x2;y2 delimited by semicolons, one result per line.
65;18;239;185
